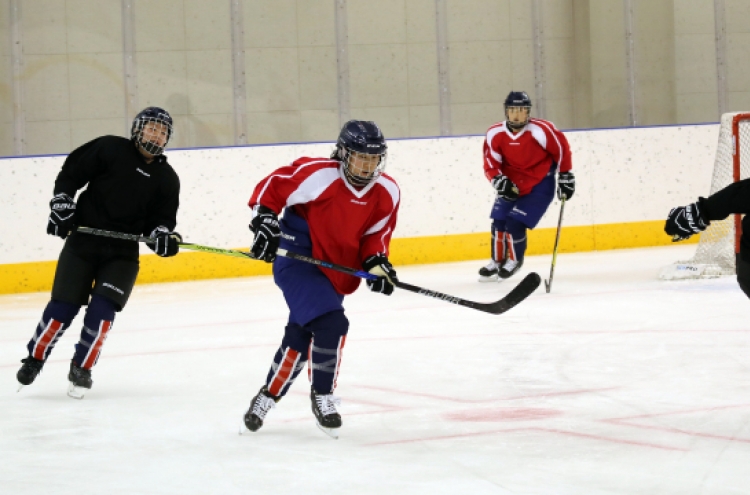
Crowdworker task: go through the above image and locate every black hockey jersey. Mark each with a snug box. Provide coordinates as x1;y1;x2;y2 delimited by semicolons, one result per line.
700;177;750;260
53;136;180;236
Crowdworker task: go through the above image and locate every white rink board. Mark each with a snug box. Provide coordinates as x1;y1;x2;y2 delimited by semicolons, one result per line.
0;124;718;265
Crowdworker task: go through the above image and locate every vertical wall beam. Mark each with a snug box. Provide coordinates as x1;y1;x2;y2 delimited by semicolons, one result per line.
10;0;25;155
713;0;727;117
531;0;546;119
334;0;350;126
623;0;637;126
435;0;451;136
121;0;138;132
230;0;248;145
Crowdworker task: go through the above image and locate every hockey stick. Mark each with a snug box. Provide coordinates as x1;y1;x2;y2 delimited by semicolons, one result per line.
77;226;540;315
544;197;566;293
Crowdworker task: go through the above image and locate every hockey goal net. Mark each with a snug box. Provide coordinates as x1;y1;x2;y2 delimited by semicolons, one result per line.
660;112;750;280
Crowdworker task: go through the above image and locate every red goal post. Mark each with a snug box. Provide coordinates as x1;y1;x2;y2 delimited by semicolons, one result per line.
660;112;750;280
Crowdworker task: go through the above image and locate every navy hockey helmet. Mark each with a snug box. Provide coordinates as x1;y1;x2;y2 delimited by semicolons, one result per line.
335;120;388;187
131;106;173;156
504;91;532;131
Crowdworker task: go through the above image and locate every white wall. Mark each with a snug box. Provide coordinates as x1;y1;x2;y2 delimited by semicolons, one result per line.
0;123;719;265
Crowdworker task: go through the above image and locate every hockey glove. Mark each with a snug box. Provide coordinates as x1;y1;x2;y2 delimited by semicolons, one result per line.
250;205;280;262
47;193;76;239
664;202;708;241
557;171;575;200
491;175;519;201
148;226;182;257
363;254;398;296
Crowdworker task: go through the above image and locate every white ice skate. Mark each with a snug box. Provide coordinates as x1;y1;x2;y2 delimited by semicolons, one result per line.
67;361;92;399
67;382;88;399
240;386;278;434
499;258;523;279
478;260;501;282
311;388;342;439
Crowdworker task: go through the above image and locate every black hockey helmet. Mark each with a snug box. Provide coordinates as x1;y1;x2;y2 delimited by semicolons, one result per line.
131;106;173;156
334;120;387;186
504;91;532;131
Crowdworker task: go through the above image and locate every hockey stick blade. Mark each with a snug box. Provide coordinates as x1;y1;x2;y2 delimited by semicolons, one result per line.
544;279;551;293
395;272;540;315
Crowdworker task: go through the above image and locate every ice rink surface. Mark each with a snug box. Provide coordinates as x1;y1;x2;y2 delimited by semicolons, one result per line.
2;244;750;495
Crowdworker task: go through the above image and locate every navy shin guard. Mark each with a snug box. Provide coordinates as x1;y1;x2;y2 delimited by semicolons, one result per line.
266;322;310;397
307;311;349;394
491;219;507;263
505;217;528;263
73;295;116;369
27;300;81;361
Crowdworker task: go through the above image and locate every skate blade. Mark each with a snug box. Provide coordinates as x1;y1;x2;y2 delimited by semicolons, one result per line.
478;275;500;283
67;382;88;399
239;422;254;435
17;383;26;393
315;422;340;439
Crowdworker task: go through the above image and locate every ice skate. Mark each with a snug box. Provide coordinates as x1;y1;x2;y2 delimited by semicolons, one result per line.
310;387;342;439
499;259;524;279
478;260;501;282
67;361;92;399
17;356;45;391
242;386;278;433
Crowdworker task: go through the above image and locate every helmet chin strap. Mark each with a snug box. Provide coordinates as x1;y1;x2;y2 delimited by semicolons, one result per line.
507;120;527;132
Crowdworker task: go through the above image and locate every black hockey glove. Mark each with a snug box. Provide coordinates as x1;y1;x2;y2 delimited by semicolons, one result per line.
363;254;398;296
47;193;76;239
664;201;708;241
491;175;519;201
148;226;182;257
250;205;280;262
557;171;575;200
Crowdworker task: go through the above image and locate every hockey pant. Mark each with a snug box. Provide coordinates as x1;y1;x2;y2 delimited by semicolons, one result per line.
491;218;528;264
265;310;349;398
737;254;750;300
27;294;117;369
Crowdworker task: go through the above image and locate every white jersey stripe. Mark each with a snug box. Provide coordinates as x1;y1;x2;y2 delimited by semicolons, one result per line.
531;119;564;167
255;159;334;207
364;176;400;237
528;123;548;149
485;125;505;163
286;168;340;207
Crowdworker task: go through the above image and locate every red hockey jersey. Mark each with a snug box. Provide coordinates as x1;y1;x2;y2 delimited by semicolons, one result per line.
482;118;572;196
248;157;400;295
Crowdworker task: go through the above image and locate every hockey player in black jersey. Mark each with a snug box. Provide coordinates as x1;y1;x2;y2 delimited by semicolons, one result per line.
665;178;750;299
16;107;182;398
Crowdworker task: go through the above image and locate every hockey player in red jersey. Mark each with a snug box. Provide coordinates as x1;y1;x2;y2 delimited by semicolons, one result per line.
242;120;400;438
478;91;575;281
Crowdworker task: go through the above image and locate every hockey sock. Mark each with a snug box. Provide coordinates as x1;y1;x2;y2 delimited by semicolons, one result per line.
491;220;507;262
27;300;81;361
266;322;311;397
505;218;528;263
307;311;349;394
73;295;117;369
